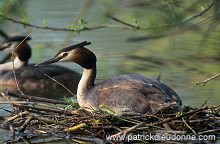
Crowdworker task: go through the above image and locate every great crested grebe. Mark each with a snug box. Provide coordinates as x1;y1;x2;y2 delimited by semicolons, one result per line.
36;41;182;114
0;36;81;96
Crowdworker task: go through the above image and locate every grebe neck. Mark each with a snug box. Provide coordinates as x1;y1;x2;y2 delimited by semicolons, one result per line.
77;65;96;106
0;57;26;73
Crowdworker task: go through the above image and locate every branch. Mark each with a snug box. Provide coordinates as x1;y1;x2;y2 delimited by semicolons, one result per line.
0;14;120;32
0;1;214;33
196;73;220;85
128;14;215;41
7;91;69;105
108;16;139;29
110;0;215;30
44;74;74;96
181;1;215;23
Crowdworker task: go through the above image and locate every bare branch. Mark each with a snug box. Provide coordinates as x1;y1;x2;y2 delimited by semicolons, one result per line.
196;73;220;85
44;74;74;96
7;91;69;105
108;16;139;29
110;1;215;30
128;15;214;41
0;1;214;33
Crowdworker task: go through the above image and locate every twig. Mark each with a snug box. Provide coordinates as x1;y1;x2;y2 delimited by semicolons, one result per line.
108;16;139;29
44;74;74;96
197;129;220;135
128;14;214;41
0;100;65;111
18;115;34;132
182;117;197;135
109;122;145;139
5;111;29;122
34;116;69;126
152;106;208;126
0;91;11;102
11;36;30;95
19;104;72;115
110;0;215;30
0;14;108;31
201;96;211;107
0;91;67;110
172;118;210;123
64;123;87;131
182;1;215;23
196;73;220;85
7;91;69;105
156;130;186;134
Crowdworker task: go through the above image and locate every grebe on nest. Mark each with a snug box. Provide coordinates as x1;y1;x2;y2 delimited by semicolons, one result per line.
0;36;81;96
36;41;182;114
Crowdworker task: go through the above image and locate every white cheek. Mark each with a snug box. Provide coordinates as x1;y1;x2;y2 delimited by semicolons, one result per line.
4;43;19;53
59;53;74;62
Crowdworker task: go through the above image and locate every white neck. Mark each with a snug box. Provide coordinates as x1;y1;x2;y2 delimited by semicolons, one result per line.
77;66;96;107
0;57;26;73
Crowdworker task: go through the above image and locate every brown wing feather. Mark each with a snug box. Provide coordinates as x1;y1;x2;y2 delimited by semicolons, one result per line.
86;74;181;114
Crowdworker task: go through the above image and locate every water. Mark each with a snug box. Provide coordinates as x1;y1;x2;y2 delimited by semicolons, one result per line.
0;0;219;142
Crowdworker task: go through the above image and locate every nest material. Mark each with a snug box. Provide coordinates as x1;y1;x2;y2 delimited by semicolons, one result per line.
0;91;219;143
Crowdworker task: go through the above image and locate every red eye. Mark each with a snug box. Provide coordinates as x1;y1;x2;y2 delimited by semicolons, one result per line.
62;53;68;57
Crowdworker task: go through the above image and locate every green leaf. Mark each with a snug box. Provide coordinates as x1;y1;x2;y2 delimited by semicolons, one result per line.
200;3;206;10
78;19;88;26
64;96;75;105
67;25;76;29
43;20;48;27
21;16;30;23
64;105;73;110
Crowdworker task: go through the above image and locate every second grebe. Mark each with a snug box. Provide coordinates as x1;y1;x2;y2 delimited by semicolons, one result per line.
36;41;182;114
0;36;81;96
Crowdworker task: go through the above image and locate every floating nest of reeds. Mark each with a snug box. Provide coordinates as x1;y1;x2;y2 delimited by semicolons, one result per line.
0;91;219;143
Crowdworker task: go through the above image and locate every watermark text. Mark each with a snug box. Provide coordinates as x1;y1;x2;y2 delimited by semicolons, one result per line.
106;133;216;142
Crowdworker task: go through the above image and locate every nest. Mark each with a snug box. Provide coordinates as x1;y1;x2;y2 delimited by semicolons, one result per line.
0;91;219;143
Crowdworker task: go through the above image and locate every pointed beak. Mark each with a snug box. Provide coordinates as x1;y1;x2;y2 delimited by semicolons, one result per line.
35;56;62;66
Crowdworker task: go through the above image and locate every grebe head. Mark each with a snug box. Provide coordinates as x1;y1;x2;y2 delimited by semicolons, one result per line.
36;41;95;69
0;36;32;62
0;36;31;51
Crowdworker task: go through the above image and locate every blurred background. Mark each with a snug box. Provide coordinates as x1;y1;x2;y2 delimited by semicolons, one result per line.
0;0;219;106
